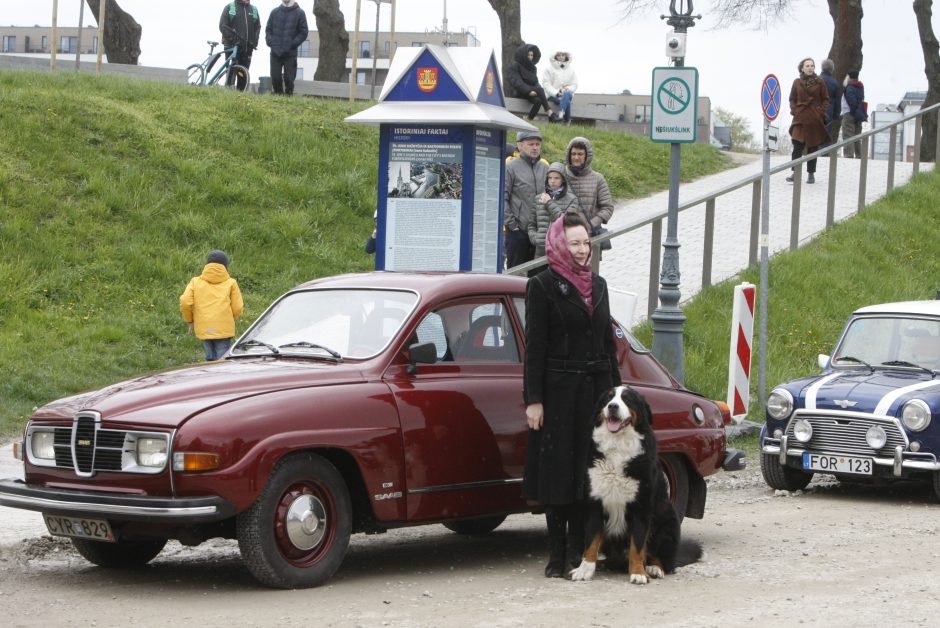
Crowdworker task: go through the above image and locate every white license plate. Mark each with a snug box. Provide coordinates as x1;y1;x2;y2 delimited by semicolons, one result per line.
802;452;873;475
44;514;115;542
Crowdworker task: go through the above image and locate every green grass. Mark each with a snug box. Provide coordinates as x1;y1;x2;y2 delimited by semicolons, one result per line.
0;70;730;436
633;168;940;426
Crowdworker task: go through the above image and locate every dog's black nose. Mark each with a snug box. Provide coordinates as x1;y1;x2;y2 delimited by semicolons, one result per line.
606;401;621;415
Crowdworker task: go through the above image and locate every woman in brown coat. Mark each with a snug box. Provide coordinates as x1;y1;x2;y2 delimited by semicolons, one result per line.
787;57;831;184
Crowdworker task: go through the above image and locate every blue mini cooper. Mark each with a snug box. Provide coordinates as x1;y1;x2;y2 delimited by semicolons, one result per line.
760;300;940;501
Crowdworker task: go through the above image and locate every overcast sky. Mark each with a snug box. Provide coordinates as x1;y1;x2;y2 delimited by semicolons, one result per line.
4;1;934;137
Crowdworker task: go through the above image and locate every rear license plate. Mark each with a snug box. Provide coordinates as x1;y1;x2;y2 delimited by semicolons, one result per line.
43;514;115;542
802;452;873;475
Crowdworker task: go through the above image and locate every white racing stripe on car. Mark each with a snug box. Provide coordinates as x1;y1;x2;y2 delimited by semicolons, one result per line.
873;380;940;416
805;373;842;410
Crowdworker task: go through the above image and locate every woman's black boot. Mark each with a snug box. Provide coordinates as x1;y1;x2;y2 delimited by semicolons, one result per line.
544;507;567;578
565;505;585;575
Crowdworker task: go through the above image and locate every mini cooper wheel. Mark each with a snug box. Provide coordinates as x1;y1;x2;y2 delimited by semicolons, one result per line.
760;452;813;491
443;515;507;535
71;537;167;568
660;453;690;523
237;453;352;589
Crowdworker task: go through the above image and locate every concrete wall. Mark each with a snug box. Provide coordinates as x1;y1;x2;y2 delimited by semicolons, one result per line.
0;54;186;83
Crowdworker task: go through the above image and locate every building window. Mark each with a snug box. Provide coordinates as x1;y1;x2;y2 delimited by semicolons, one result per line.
384;41;390;56
359;41;370;58
411;41;426;47
356;71;366;85
60;36;78;54
635;104;652;123
92;37;98;54
41;35;49;52
298;40;311;57
296;67;304;81
2;36;16;53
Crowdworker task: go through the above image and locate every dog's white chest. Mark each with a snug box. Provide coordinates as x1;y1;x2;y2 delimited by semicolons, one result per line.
587;427;645;538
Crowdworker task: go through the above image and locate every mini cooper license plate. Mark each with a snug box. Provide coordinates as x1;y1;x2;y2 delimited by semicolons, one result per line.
802;452;873;475
43;514;115;542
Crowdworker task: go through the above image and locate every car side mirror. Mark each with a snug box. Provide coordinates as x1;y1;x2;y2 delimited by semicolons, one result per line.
818;354;830;370
407;341;437;374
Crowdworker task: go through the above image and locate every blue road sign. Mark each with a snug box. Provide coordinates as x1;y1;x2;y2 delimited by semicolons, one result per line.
761;74;781;121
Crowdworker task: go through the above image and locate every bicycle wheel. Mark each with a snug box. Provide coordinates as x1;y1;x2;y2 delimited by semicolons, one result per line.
226;65;250;92
186;64;205;86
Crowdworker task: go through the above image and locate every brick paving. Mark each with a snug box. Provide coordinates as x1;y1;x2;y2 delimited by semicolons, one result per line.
599;153;934;326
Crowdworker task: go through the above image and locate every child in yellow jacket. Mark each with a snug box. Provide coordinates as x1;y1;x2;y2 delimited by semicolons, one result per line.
180;250;244;360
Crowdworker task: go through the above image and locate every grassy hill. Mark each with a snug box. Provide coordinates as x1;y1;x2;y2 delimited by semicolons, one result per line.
0;70;729;435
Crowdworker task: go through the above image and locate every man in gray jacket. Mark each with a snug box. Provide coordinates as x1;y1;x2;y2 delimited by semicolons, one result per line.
504;130;549;270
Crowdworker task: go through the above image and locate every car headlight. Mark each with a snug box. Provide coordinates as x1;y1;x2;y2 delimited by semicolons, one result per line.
901;399;932;432
136;437;168;468
30;430;56;460
767;388;794;420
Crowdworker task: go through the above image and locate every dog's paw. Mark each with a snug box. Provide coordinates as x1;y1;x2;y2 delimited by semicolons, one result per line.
645;564;665;579
628;572;649;585
568;561;596;581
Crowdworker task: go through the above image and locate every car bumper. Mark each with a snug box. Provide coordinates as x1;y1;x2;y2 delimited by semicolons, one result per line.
0;478;236;523
761;435;940;476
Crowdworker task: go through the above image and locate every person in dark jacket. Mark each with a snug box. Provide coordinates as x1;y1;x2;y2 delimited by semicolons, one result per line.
505;130;549;270
523;212;621;579
841;69;868;158
819;58;840;146
265;0;309;95
507;43;562;122
787;57;830;184
219;1;261;90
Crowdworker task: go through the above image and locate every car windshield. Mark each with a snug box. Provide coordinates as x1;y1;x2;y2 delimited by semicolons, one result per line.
231;288;419;359
833;315;940;372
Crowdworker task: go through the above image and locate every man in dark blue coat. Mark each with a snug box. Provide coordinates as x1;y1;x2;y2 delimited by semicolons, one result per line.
265;0;309;95
841;69;868;158
819;59;840;146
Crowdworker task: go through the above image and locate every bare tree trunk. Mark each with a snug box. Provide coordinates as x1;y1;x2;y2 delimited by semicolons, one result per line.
486;0;522;95
313;0;349;82
826;0;863;86
85;0;140;65
914;0;940;161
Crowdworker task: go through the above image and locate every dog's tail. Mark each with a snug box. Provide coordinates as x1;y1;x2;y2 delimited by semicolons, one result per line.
673;539;703;569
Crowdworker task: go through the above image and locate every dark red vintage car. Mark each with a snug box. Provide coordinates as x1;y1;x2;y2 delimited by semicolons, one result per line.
0;272;742;588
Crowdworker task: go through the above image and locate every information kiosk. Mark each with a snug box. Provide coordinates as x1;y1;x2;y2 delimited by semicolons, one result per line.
346;45;536;273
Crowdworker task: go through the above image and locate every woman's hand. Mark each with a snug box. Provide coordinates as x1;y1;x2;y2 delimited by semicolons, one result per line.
526;403;544;430
538;192;550;203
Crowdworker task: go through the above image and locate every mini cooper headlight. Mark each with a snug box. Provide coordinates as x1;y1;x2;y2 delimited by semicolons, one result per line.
136;437;168;468
793;419;813;443
767;389;794;420
866;425;887;449
30;430;56;460
901;399;932;432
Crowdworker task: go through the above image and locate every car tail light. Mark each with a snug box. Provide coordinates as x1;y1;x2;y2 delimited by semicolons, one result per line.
714;400;732;426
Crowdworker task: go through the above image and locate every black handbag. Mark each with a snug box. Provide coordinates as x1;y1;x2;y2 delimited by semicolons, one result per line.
593;225;612;251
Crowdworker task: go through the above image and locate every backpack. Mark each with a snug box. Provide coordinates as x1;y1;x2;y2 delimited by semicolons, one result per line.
228;2;259;21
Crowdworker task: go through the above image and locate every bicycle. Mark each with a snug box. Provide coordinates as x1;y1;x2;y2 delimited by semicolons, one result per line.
186;26;251;91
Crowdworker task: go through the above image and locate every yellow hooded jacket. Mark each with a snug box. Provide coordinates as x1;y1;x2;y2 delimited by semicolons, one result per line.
179;263;244;340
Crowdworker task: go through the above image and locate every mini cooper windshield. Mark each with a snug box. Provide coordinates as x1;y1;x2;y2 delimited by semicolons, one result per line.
833;316;940;372
231;288;419;359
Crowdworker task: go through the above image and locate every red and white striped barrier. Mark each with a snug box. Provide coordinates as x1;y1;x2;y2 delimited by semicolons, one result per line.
727;282;756;423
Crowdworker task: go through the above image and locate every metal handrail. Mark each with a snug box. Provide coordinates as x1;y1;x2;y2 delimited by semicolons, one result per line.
508;101;940;319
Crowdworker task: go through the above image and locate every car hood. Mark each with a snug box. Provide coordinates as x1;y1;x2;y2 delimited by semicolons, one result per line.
792;369;940;416
33;358;368;427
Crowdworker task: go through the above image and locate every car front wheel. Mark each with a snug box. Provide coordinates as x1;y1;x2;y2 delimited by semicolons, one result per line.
71;537;167;567
760;453;813;491
237;453;352;589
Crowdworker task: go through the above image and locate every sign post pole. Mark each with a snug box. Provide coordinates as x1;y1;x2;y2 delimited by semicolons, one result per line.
758;73;781;408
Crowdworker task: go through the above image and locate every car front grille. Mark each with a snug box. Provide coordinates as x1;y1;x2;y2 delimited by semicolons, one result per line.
44;411;169;476
787;412;908;456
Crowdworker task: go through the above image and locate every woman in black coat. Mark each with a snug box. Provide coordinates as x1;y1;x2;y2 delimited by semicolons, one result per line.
507;42;561;121
523;212;621;578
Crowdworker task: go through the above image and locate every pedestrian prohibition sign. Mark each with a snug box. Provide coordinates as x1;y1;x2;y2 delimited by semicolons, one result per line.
761;74;781;121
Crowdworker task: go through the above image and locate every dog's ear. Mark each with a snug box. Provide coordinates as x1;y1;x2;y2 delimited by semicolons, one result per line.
594;387;615;419
624;386;654;428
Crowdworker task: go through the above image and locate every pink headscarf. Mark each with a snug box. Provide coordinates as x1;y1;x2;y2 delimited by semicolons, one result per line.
545;216;593;313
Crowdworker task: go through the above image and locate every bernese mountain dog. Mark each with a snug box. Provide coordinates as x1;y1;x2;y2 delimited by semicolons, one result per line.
569;385;702;583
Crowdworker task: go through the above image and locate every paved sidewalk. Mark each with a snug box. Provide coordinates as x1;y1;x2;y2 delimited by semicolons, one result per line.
600;154;934;326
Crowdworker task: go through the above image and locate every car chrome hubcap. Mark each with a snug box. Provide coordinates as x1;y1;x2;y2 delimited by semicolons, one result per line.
285;494;327;551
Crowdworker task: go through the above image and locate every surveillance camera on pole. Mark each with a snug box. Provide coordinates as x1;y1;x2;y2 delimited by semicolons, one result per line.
665;31;686;58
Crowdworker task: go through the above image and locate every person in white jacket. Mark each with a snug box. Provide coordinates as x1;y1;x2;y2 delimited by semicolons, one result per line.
541;51;578;124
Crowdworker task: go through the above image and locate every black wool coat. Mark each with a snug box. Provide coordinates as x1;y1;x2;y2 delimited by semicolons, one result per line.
522;269;621;505
507;43;542;98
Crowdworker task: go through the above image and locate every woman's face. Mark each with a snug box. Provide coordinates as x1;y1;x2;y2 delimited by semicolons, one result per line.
547;172;564;188
565;225;591;266
527;50;535;62
801;59;815;76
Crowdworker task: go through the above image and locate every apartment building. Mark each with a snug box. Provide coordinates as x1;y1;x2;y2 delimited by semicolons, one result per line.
0;25;98;56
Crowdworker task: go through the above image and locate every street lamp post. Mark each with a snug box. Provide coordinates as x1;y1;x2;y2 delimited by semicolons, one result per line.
650;0;700;385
